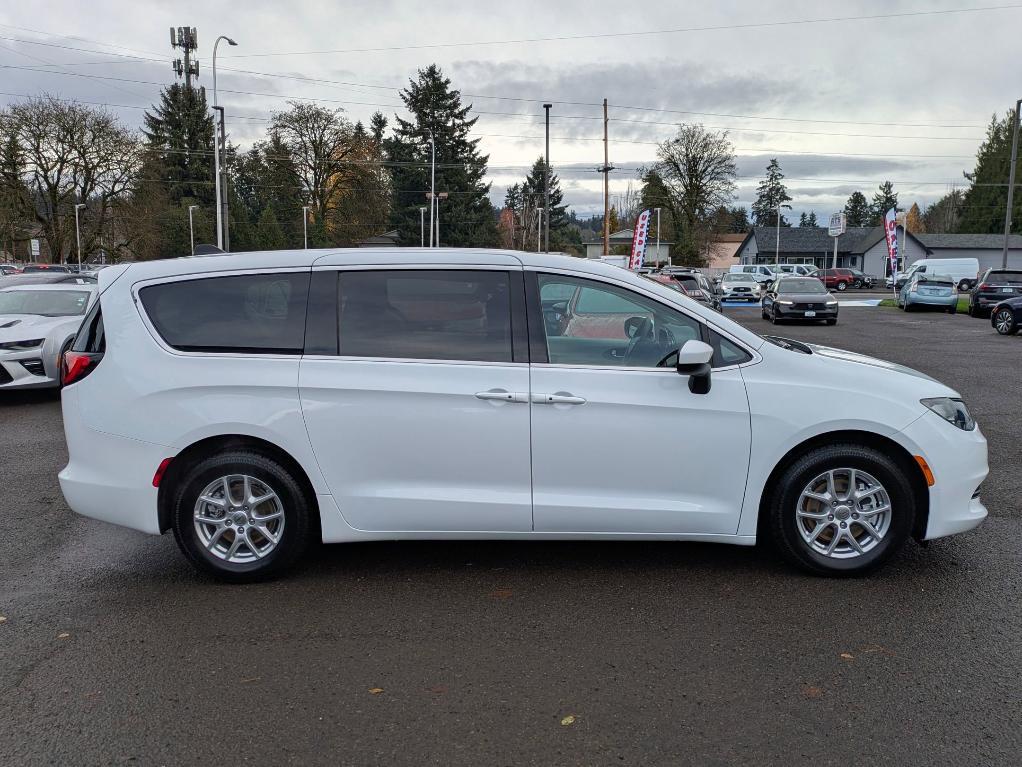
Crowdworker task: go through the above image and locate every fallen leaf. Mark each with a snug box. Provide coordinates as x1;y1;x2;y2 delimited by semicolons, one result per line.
57;632;70;639
801;685;824;700
560;715;576;726
489;589;514;599
240;677;261;684
0;615;7;624
840;652;854;660
368;687;384;695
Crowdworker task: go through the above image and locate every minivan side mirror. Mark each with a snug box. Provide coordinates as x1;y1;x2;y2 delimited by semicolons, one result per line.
676;339;714;394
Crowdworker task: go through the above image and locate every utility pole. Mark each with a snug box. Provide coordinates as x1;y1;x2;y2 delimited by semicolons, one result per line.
188;205;198;255
597;98;614;256
543;103;552;253
435;192;448;247
302;206;310;249
1002;99;1021;270
170;27;199;88
536;206;543;252
74;203;86;269
428;133;436;247
419;207;426;247
654;207;661;268
775;203;781;267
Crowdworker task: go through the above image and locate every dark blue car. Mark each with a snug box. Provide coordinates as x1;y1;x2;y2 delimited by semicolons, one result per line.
991;296;1022;335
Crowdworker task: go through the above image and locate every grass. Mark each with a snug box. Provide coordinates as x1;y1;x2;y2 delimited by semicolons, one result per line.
878;296;971;311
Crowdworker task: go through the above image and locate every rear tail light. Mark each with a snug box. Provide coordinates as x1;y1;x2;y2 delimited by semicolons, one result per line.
978;283;989;291
61;350;103;386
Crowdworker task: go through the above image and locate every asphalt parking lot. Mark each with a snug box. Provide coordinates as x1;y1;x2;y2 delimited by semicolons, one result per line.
1;306;1019;766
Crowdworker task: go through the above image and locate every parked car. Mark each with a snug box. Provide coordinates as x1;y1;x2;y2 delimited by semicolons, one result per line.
21;263;70;274
761;276;839;324
897;274;958;313
846;269;875;289
775;264;817;277
719;272;761;302
59;251;987;581
0;273;97;288
990;296;1022;335
0;264;21;275
895;258;980;292
814;268;856;292
968;269;1022;318
649;272;722;312
729;264;776;285
0;283;97;389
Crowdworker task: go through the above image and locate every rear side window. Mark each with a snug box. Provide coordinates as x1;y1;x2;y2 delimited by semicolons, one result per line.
140;272;310;354
337;270;512;362
72;298;105;353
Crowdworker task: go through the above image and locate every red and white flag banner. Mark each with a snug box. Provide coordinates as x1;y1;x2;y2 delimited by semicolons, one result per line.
628;209;652;270
884;208;899;273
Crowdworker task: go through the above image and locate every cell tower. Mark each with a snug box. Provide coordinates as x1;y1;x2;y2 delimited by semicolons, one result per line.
170;27;199;88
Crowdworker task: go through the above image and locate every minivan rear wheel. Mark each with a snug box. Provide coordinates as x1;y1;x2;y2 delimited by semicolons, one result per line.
766;444;915;576
170;451;315;582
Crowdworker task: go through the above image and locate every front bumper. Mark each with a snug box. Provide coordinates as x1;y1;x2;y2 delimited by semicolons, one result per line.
774;304;838;319
723;290;759;301
898;411;988;540
0;348;59;389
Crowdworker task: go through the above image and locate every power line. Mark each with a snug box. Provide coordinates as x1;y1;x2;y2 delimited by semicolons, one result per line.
219;4;1022;58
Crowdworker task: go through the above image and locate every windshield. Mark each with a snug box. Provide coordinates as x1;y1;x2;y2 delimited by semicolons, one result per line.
777;278;828;294
724;273;756;282
0;289;91;316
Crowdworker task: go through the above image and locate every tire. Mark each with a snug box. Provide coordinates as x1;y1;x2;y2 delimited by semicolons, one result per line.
946;305;957;315
825;318;837;325
993;307;1018;335
853;279;862;289
967;303;975;317
836;281;847;292
770;309;780;324
765;444;916;576
170;450;316;582
958;279;971;292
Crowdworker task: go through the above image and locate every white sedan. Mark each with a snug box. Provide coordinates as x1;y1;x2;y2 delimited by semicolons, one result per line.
0;284;96;389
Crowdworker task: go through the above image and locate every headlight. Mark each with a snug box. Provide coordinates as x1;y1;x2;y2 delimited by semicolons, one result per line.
826;299;838;305
921;397;976;431
777;299;794;305
0;339;44;351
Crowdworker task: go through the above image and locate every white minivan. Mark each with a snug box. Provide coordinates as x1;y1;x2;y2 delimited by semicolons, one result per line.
59;250;988;581
893;258;980;291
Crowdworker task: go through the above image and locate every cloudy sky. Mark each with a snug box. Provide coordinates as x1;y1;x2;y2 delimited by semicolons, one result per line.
1;0;1019;220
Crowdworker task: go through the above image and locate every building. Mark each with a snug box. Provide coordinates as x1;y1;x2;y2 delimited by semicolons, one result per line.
915;233;1022;273
357;230;400;248
582;229;672;264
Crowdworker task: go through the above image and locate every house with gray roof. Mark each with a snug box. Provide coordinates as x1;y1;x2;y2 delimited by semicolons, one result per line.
915;233;1022;272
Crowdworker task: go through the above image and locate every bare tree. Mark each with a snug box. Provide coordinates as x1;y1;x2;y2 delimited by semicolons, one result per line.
0;96;141;263
269;101;357;235
644;124;737;265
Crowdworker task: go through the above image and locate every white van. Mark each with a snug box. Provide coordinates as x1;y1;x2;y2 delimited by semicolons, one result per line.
896;258;980;291
775;264;818;277
729;264;776;284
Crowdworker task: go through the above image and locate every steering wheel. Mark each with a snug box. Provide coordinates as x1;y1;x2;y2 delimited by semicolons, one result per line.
623;317;677;365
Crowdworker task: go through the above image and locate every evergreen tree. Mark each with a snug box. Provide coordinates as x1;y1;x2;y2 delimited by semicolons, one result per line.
806;210;818;227
751;159;792;227
923;189;964;233
798;212;808;227
385;64;499;247
519;156;575;251
843;191;870;227
141;83;215;206
256;206;286;250
369;112;388;145
959;111;1022;234
870;181;898;224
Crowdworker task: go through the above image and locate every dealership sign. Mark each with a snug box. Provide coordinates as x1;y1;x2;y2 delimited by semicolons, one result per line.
628;209;652;270
828;212;846;237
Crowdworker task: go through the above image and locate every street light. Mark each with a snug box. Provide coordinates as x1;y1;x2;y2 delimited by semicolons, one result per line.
435;192;448;247
1002;98;1021;269
536;206;543;252
775;202;782;267
188;205;198;255
302;206;310;249
419;206;426;247
428;133;436;247
212;34;237;251
74;203;86;268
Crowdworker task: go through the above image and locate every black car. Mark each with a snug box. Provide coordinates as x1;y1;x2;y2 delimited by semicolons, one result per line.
990;296;1022;335
761;276;839;325
846;269;874;289
968;268;1022;318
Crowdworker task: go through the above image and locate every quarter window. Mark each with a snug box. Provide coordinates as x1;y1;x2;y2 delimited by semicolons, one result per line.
337;270;513;362
139;273;310;354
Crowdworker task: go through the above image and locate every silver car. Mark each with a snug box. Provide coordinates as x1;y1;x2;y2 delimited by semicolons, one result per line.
0;283;97;389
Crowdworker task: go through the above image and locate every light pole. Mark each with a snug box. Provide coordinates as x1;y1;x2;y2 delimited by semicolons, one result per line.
419;207;426;247
188;205;198;255
543;102;551;253
428;133;436;247
435;192;448;247
74;203;86;268
302;206;310;249
212;34;237;251
536;206;543;252
775;203;781;267
1002;98;1021;269
654;207;661;268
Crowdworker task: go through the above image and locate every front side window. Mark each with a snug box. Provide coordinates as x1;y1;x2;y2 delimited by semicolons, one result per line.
140;272;310;354
538;274;702;368
338;270;512;362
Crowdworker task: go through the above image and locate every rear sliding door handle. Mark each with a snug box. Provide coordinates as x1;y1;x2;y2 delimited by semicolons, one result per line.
475;389;529;403
533;392;587;405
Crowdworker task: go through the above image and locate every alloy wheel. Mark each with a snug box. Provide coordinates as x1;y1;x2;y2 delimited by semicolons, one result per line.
193;474;285;563
795;468;892;559
995;309;1015;334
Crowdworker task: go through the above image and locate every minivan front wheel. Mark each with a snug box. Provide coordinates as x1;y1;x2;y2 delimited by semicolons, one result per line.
767;444;915;576
171;451;315;582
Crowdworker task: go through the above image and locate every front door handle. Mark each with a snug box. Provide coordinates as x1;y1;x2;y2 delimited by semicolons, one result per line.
533;392;587;405
475;389;529;403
